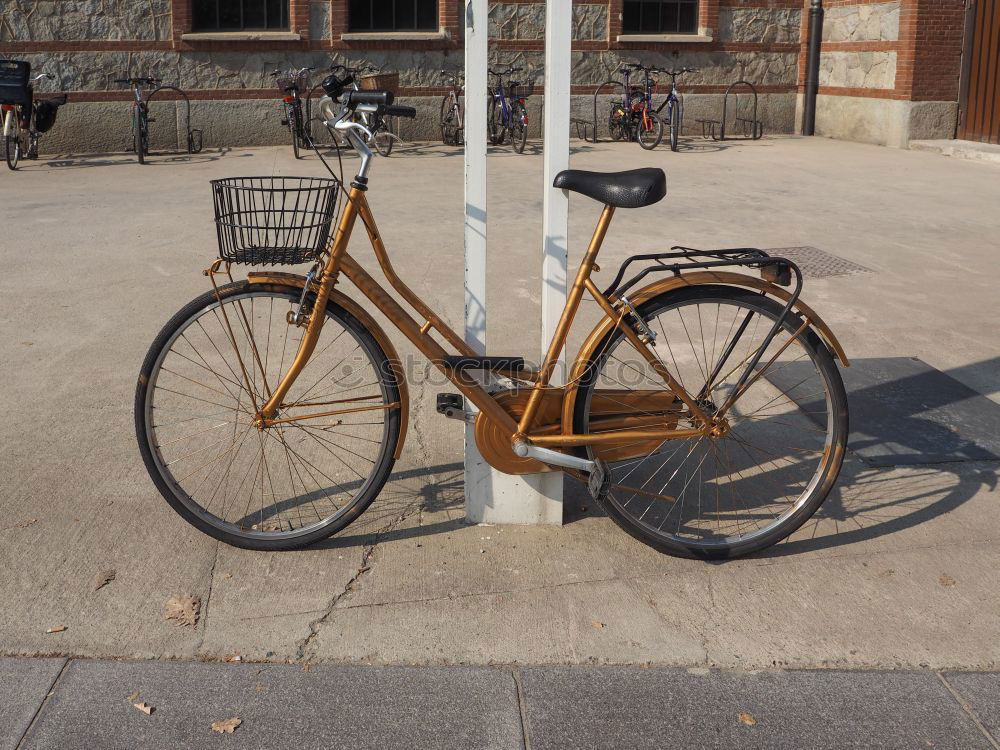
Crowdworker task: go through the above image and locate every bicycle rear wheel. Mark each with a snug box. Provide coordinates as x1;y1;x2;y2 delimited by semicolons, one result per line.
488;97;505;145
135;281;401;550
574;286;847;559
373;115;395;156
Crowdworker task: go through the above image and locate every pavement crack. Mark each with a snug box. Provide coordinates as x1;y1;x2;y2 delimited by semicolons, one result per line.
196;540;222;653
511;668;533;750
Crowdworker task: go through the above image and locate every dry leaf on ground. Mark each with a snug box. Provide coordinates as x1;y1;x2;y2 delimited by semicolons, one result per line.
164;595;201;627
939;574;957;587
211;717;242;734
133;702;154;715
738;712;757;727
591;621;605;630
126;691;140;702
94;569;116;591
2;518;37;532
45;625;67;634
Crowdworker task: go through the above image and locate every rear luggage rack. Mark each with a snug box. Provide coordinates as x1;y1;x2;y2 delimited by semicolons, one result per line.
603;246;796;300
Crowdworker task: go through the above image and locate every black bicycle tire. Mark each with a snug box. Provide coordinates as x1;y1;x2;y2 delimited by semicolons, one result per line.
669;100;680;152
290;102;301;159
440;94;456;145
572;285;848;560
638;110;663;150
488;96;504;145
511;101;528;153
133;107;145;164
135;281;402;550
4;133;20;170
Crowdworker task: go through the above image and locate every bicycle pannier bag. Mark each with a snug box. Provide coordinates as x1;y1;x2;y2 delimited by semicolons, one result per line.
0;59;31;106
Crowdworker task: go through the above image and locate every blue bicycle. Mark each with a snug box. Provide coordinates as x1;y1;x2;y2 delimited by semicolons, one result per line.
488;65;532;154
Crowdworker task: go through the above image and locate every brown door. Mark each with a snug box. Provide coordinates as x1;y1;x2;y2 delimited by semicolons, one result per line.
959;0;1000;143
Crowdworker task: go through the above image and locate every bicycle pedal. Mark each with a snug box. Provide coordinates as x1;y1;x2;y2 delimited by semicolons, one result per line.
588;459;611;502
436;393;474;423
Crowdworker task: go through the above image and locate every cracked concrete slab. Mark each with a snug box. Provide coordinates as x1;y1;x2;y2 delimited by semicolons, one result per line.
2;139;999;671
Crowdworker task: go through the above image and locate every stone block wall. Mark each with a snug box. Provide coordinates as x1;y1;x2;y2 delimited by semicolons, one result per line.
6;0;963;153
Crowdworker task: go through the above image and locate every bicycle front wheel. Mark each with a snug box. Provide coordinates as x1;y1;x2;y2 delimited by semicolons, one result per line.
133;107;146;164
440;95;458;145
5;133;20;170
509;101;528;154
373;115;395;156
573;285;847;559
668;100;680;152
135;281;402;550
637;110;663;150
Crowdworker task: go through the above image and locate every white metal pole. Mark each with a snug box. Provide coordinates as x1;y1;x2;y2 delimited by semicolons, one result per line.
463;0;492;518
462;0;566;525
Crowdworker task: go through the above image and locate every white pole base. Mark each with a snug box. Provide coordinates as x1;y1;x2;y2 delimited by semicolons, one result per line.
464;427;563;525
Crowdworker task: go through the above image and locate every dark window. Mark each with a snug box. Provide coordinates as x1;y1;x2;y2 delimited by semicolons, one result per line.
349;0;438;31
193;0;288;31
622;0;698;34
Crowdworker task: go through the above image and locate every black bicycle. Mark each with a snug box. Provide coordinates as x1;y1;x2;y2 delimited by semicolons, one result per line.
114;76;161;164
272;67;315;159
1;63;68;170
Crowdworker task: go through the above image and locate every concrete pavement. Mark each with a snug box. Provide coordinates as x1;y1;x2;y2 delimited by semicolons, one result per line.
0;137;998;676
4;658;1000;749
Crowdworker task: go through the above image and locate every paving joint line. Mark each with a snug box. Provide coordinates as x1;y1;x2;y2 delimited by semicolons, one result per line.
936;672;1000;750
511;668;532;750
15;657;71;750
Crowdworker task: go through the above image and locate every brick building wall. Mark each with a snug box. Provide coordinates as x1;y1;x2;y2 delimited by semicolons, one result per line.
0;0;968;152
804;0;967;146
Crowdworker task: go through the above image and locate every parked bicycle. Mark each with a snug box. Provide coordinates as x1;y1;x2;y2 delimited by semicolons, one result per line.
609;63;664;151
114;76;161;164
658;64;697;151
439;69;464;146
0;62;68;170
272;67;314;159
135;70;850;560
488;65;531;154
325;64;398;156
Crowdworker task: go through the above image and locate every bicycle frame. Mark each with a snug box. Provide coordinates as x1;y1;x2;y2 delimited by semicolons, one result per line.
226;186;724;465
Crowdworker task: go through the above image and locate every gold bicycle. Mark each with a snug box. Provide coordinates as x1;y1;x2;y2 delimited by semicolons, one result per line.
135;81;849;559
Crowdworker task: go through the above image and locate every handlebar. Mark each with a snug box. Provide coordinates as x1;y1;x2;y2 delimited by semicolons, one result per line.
489;66;522;76
113;77;161;85
32;73;55;82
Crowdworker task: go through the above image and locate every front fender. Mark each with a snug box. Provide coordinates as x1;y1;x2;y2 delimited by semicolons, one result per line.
561;271;849;433
247;271;409;459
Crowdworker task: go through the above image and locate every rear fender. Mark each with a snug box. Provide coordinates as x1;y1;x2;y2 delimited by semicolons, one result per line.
561;271;849;433
247;271;409;459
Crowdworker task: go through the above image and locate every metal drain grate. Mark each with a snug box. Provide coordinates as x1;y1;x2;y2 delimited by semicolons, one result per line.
764;246;873;279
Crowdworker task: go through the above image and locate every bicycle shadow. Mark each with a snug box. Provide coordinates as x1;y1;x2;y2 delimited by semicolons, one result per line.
35;148;241;169
563;356;1000;558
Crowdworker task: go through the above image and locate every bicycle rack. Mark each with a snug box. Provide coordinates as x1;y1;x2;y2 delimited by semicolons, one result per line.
580;80;623;144
696;80;763;141
145;85;203;154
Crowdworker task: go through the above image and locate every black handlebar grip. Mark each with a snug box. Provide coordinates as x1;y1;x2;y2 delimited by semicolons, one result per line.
385;104;416;119
345;90;394;107
321;73;354;99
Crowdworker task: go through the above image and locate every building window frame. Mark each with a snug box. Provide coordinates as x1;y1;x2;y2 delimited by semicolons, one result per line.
347;0;439;33
191;0;290;32
621;0;699;35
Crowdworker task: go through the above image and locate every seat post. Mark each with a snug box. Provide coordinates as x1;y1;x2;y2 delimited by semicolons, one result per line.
516;204;615;437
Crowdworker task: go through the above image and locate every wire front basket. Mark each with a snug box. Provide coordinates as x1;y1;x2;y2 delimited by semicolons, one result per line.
211;176;341;266
508;81;534;99
275;69;310;92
